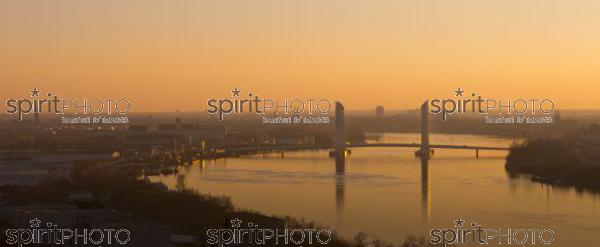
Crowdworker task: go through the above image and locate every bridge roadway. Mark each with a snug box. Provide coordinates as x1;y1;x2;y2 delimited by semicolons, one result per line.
227;143;509;152
226;102;512;156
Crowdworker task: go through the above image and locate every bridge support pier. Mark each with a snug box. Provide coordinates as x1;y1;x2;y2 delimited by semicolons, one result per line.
476;148;479;159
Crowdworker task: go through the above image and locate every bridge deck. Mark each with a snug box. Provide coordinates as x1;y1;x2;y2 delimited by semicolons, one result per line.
228;143;509;152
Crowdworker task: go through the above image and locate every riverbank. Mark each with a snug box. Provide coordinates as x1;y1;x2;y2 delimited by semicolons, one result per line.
505;124;600;191
0;159;438;247
74;161;359;246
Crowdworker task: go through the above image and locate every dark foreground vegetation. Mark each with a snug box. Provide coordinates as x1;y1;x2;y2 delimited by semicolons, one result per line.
0;161;439;247
506;124;600;191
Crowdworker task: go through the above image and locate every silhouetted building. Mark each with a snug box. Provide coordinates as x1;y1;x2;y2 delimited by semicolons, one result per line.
126;118;227;148
375;106;384;118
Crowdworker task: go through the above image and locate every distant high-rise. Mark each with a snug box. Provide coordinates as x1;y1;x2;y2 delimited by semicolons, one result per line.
375;106;384;118
175;117;182;129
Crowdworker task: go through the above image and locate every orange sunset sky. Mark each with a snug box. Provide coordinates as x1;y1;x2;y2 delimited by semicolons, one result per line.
1;1;600;112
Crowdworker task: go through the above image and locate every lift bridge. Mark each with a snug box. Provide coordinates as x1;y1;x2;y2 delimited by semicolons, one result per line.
228;101;509;158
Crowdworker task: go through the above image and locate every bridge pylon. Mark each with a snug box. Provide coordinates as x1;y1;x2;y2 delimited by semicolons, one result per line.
420;101;430;160
335;102;346;158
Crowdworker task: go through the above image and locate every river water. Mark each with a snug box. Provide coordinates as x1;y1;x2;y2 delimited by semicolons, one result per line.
150;133;600;246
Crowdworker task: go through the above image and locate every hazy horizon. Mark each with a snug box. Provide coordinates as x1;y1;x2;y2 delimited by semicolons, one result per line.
2;1;600;112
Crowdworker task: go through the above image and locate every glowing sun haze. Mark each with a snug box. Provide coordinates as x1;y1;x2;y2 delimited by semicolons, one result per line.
1;0;599;112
